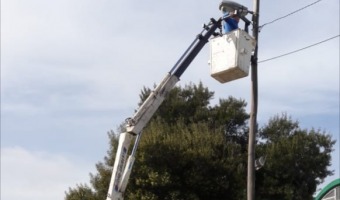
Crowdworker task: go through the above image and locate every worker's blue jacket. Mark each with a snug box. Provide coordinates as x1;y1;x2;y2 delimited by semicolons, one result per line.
222;13;239;34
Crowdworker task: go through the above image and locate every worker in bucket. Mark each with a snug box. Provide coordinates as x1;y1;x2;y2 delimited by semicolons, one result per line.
221;10;240;34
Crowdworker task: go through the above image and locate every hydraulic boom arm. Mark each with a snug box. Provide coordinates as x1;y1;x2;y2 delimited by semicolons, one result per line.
106;17;222;200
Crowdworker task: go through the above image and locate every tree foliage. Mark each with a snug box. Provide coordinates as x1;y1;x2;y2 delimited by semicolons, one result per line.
65;184;97;200
65;83;335;200
124;119;248;200
255;114;335;200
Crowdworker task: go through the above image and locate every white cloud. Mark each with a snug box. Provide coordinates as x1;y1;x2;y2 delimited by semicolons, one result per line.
1;146;95;200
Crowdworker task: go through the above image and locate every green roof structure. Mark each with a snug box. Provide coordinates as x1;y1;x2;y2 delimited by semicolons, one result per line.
315;178;340;200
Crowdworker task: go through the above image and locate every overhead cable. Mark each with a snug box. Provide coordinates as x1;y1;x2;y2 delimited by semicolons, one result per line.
258;35;339;63
259;0;322;31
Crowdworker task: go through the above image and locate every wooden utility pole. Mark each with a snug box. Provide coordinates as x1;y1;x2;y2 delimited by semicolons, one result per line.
247;0;259;199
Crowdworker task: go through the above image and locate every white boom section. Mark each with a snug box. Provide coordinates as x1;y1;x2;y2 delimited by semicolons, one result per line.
106;132;133;200
106;73;179;200
106;17;223;199
126;73;179;134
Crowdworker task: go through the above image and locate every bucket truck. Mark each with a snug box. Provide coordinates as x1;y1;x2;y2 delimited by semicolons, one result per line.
106;2;255;199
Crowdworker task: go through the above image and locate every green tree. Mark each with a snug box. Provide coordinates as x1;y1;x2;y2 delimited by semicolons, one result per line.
255;113;335;200
125;118;248;200
65;83;335;200
65;184;97;200
65;82;249;199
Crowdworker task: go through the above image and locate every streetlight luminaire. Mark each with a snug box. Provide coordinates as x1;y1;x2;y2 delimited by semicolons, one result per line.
219;0;249;17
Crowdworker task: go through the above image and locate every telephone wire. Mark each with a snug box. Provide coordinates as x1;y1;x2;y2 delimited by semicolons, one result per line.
258;35;339;63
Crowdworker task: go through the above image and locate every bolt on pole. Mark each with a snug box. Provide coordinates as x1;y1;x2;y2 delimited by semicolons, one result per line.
247;0;260;199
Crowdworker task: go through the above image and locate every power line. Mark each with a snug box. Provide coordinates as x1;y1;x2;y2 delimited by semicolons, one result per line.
258;35;339;63
259;0;322;31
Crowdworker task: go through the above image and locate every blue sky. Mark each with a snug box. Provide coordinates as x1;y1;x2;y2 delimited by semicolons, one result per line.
1;0;339;199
